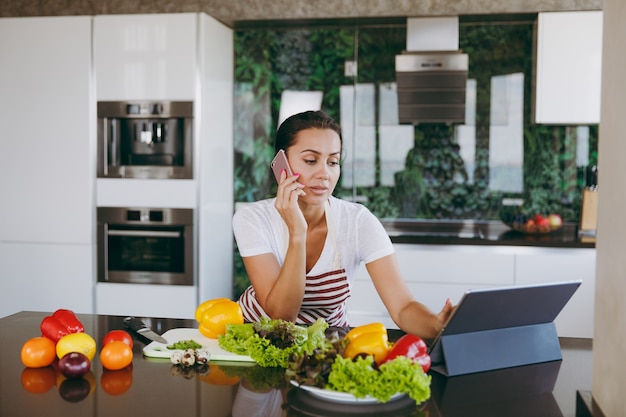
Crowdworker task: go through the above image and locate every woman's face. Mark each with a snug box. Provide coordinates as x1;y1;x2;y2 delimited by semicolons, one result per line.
286;128;341;206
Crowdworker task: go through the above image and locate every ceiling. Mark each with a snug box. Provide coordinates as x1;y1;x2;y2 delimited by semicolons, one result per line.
0;0;602;27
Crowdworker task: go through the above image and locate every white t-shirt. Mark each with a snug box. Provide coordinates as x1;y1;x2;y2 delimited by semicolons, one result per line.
232;196;394;282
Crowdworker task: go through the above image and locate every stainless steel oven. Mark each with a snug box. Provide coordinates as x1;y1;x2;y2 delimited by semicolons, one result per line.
97;101;193;179
97;207;194;285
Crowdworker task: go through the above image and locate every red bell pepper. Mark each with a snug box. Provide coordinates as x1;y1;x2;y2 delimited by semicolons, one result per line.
381;334;431;373
40;309;84;343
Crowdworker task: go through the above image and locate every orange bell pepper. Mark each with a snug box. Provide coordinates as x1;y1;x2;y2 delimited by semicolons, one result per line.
343;322;390;364
196;298;244;339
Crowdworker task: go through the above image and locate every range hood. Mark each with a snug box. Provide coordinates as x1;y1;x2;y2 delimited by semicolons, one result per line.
395;17;468;125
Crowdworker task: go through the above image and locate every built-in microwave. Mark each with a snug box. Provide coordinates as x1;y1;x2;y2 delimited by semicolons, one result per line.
97;207;194;285
97;101;193;179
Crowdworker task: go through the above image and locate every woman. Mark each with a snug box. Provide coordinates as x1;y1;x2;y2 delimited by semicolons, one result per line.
233;110;453;339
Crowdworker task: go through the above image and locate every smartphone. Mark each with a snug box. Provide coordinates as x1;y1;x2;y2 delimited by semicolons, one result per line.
271;149;293;183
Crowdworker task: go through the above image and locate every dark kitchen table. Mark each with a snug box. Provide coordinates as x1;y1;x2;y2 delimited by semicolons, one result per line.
0;311;592;417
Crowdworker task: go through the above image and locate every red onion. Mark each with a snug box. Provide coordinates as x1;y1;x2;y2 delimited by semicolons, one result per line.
58;352;90;379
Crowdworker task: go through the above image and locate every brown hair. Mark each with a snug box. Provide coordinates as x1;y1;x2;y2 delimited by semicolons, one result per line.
274;110;342;153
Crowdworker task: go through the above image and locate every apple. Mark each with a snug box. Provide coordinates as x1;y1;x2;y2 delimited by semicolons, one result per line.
533;214;550;227
548;213;562;227
524;219;536;232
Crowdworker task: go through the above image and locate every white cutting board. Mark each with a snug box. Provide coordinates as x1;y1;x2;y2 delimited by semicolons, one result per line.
142;328;254;362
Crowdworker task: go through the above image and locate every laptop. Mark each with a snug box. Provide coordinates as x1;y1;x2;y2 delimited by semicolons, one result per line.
428;280;582;375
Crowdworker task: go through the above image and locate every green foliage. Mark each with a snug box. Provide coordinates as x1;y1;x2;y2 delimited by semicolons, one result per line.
360;187;399;219
307;29;354;118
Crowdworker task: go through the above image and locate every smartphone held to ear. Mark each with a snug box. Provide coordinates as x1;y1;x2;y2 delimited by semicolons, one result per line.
271;149;293;183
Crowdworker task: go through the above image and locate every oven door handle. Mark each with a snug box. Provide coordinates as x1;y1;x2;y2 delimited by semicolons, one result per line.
107;230;182;238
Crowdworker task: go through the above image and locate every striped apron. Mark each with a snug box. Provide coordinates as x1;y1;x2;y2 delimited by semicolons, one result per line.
237;201;350;326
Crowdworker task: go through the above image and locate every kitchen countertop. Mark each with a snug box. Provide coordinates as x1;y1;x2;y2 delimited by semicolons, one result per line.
383;220;596;249
1;311;592;417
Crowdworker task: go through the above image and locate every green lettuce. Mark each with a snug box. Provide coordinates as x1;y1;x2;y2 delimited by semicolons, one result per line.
327;355;431;403
218;322;255;355
219;364;288;391
218;318;329;368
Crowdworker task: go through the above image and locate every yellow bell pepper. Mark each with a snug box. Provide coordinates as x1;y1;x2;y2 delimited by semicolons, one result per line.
343;322;390;364
195;297;231;322
196;298;244;339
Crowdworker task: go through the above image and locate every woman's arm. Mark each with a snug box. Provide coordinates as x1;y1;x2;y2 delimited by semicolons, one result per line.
241;234;307;321
241;170;309;321
365;253;453;339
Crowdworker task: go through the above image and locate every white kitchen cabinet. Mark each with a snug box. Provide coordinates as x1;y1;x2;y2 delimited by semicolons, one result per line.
0;242;93;318
96;283;196;319
0;16;94;317
515;247;596;338
347;244;517;328
535;11;603;124
93;13;235;317
94;13;197;101
96;178;197;208
346;244;596;338
197;13;235;304
0;16;93;245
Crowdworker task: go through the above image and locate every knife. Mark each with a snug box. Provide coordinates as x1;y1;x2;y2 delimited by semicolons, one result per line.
123;317;168;344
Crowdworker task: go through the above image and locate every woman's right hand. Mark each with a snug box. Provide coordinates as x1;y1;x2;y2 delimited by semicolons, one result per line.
436;298;455;330
274;169;307;235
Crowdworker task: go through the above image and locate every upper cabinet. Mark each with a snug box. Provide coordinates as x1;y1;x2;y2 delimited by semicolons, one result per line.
0;16;93;244
94;13;197;101
534;11;603;125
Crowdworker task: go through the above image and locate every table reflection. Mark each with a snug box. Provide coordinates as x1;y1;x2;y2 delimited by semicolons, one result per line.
430;360;563;416
223;360;564;417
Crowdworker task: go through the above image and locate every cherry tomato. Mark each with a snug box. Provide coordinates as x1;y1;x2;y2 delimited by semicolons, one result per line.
21;366;56;393
100;367;133;395
21;337;57;368
102;330;133;349
100;341;133;371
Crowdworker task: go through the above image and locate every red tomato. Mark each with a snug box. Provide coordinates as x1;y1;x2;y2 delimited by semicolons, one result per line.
100;341;133;371
21;337;57;368
102;330;133;349
21;366;56;393
100;367;133;395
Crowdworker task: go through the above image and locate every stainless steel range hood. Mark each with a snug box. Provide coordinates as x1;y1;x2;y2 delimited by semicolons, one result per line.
395;17;468;125
396;51;468;124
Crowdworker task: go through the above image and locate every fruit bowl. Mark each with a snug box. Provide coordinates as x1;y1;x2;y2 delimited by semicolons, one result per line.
504;221;562;235
498;199;563;235
502;213;563;235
